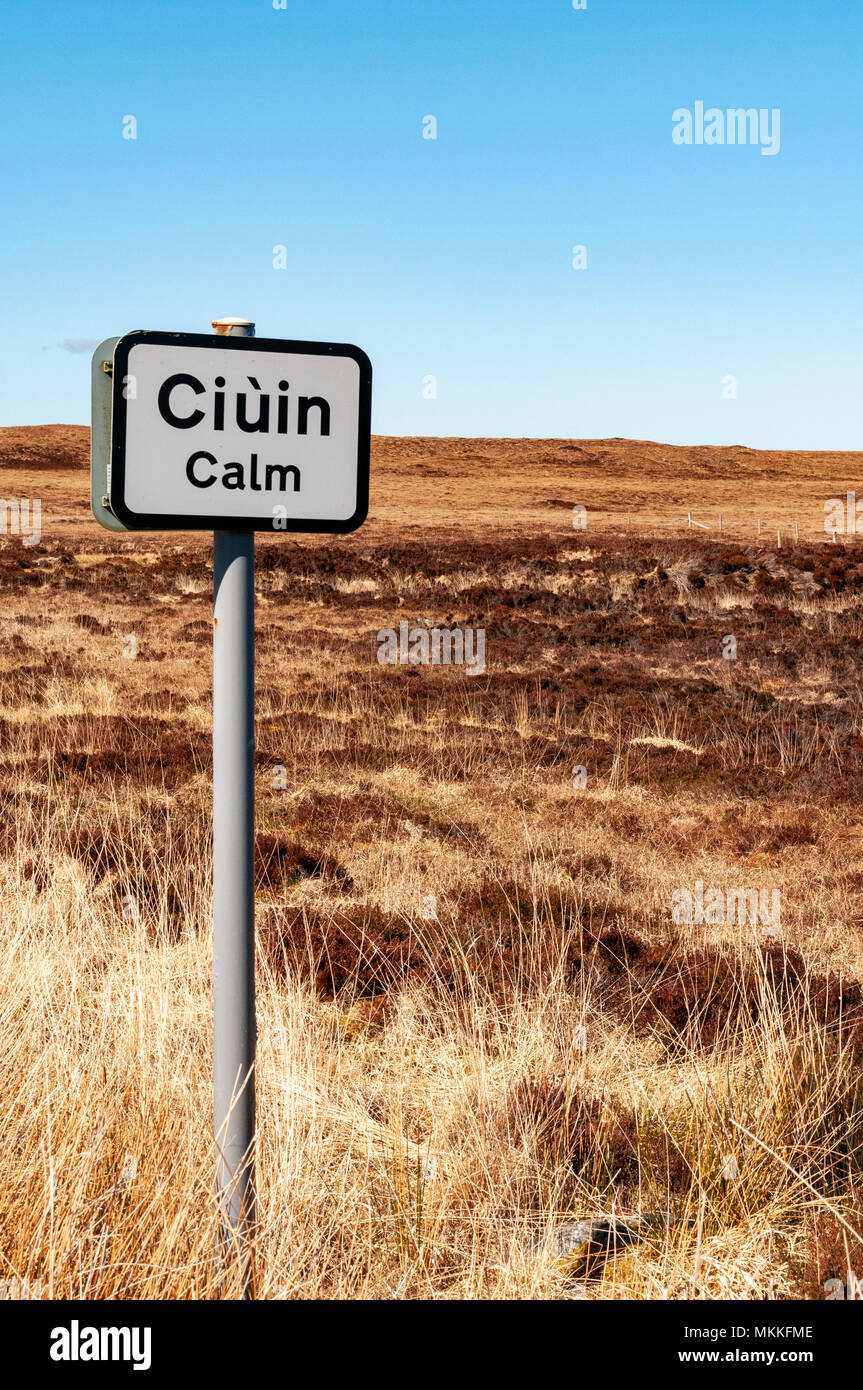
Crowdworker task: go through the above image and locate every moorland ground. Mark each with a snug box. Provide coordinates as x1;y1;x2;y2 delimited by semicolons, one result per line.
0;429;862;1299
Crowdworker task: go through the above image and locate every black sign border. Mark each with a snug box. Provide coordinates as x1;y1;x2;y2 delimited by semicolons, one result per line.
109;330;371;533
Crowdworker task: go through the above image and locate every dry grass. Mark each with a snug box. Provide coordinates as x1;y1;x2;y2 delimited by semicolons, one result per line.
1;439;862;1300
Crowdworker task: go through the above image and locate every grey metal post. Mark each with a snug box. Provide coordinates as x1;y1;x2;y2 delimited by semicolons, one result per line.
211;316;257;1289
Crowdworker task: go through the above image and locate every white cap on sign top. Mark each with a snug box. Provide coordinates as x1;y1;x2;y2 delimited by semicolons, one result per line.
211;317;255;337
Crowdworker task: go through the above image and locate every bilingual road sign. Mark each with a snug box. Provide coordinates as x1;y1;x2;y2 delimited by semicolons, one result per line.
89;317;372;1292
98;330;371;533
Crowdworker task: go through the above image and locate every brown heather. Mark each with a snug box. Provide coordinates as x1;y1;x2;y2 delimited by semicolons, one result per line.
0;430;861;1299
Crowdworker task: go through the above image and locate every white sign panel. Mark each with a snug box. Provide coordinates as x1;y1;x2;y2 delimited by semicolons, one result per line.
108;331;371;532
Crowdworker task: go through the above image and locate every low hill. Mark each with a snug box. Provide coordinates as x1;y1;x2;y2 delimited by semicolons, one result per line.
3;426;860;482
1;425;859;542
0;425;89;470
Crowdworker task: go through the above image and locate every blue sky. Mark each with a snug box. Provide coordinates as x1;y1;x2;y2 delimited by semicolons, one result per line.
0;0;859;446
